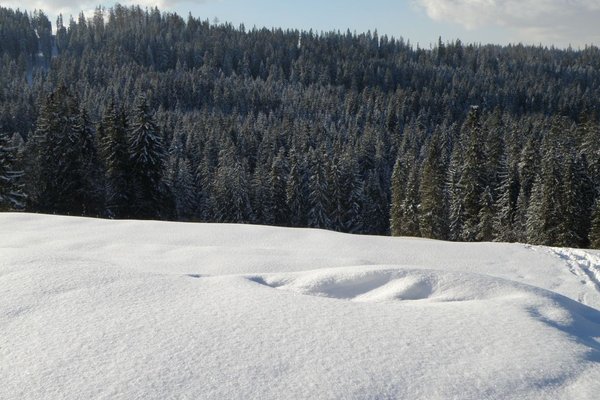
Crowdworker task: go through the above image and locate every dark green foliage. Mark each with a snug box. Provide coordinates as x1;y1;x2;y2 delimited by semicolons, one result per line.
101;101;131;217
459;107;485;241
477;186;494;242
308;149;331;229
286;149;309;227
419;134;447;240
26;85;99;215
128;95;168;219
1;4;600;247
390;155;407;236
590;200;600;248
0;131;25;210
493;158;519;242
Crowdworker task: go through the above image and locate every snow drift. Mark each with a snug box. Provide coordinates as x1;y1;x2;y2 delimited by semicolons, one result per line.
1;213;600;399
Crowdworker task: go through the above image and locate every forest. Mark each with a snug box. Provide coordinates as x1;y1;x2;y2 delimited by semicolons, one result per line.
1;4;600;248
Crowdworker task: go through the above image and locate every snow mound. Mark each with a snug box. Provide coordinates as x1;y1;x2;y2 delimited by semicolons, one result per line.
249;266;600;352
251;266;530;302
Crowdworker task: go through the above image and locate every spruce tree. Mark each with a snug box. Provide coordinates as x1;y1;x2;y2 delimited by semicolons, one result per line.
165;135;195;220
27;85;85;214
493;158;519;242
286;149;308;227
128;95;168;219
477;186;494;242
0;131;25;210
419;134;447;240
401;167;421;237
589;199;600;249
448;146;465;241
72;107;103;216
339;154;364;233
308;149;331;229
459;106;485;241
390;154;407;236
526;131;563;245
514;137;539;242
327;157;345;231
101;101;131;218
213;152;253;223
269;148;289;226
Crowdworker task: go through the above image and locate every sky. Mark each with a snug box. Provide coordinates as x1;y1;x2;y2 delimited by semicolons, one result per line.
4;0;600;48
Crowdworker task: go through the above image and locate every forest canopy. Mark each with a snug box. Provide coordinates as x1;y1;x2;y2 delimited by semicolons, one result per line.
1;4;600;248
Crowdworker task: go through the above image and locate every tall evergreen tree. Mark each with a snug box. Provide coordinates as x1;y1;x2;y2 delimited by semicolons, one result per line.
390;154;407;236
493;157;519;242
166;134;195;220
101;101;131;217
213;151;253;223
269;148;289;226
72;107;103;216
419;134;447;240
459;106;485;241
477;186;494;242
308;149;331;229
589;199;600;249
401;166;421;237
0;130;25;210
27;85;87;214
128;95;168;218
286;149;308;227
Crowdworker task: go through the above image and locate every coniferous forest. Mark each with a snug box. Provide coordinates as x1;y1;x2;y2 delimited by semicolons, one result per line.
2;5;600;248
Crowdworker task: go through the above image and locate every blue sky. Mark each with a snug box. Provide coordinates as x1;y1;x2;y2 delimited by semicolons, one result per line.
5;0;600;48
173;0;497;48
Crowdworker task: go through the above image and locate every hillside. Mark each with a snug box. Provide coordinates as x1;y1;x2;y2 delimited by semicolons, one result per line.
2;6;600;247
1;213;600;399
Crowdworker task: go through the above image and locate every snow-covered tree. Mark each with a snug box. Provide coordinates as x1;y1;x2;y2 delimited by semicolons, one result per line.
0;131;25;210
128;95;168;218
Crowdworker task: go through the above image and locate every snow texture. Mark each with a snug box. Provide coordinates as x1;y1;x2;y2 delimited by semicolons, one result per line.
1;213;600;399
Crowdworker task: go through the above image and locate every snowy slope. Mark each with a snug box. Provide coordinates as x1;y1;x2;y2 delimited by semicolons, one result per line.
1;213;600;399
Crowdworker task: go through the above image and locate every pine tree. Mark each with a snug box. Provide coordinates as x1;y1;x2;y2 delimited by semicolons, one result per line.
514;137;539;242
401;166;421;237
101;101;131;218
251;162;273;225
72;107;103;216
573;155;595;248
269;147;289;226
419;134;447;240
165;135;195;220
339;154;364;233
390;154;407;236
327;157;345;231
308;149;330;229
27;85;86;214
477;186;494;242
459;106;485;241
448;145;465;241
213;151;253;223
128;95;168;218
493;158;519;242
589;199;600;249
0;130;25;210
526;131;563;245
286;149;308;227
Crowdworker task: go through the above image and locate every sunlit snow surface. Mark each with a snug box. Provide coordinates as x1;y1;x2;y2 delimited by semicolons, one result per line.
1;213;600;399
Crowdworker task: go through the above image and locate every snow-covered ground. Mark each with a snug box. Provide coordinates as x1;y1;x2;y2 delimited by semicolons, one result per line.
1;213;600;399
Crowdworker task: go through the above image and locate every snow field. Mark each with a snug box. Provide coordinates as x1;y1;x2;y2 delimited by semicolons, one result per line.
1;213;600;399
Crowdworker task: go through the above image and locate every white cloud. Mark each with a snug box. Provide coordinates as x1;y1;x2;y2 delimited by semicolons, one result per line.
416;0;600;46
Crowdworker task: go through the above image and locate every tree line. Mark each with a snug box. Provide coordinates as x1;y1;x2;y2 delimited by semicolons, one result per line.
1;4;600;247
